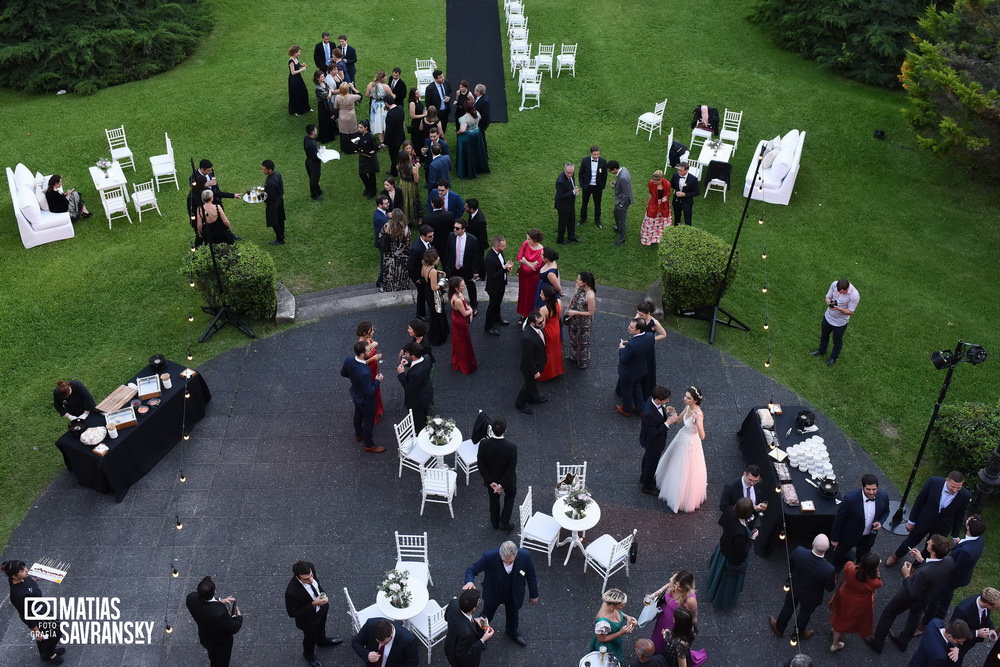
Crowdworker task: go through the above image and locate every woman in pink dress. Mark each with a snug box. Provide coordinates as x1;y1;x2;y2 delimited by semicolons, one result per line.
356;321;383;424
654;386;707;512
448;277;477;374
515;229;544;321
537;285;564;381
648;571;707;665
640;170;672;245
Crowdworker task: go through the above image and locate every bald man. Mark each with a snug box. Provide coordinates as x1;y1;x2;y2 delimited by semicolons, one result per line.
629;638;667;666
769;534;836;639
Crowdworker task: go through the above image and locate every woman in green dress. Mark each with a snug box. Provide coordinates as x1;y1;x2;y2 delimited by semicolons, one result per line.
589;588;637;663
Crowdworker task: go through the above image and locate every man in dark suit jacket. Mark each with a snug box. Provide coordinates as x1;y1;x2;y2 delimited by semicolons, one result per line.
442;218;483;311
464;199;488;250
515;312;547;414
426;146;452;197
444;589;493;666
262;159;285;245
578;146;608;229
554;163;579;244
434;183;465;219
304;124;323;201
617;319;654;416
421;127;449;179
341;341;384;452
639;386;675;495
350;617;419;666
284;560;343;667
909;618;973;666
463;541;539;646
397;342;433;433
888;471;971;566
424;70;453;128
719;464;766;516
388;67;407;106
198;159;239;209
313;32;333;73
670;162;700;226
384;101;406;177
830;473;891;571
867;534;954;654
338;35;357;82
769;534;836;638
483;235;512;334
185;576;242;667
423;196;454;245
477;418;517;530
473;84;490;151
950;589;999;665
925;515;987;624
408;225;435;319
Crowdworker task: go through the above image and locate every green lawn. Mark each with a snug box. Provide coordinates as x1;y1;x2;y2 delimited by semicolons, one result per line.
1;0;997;592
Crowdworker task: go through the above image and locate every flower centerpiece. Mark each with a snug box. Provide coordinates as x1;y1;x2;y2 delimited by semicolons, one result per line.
426;416;456;446
563;486;593;520
708;138;723;153
95;157;113;178
377;568;412;609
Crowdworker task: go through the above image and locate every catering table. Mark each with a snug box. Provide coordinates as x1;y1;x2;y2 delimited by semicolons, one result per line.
737;406;840;556
375;585;430;621
552;497;602;565
88;160;130;202
55;360;211;502
417;424;463;469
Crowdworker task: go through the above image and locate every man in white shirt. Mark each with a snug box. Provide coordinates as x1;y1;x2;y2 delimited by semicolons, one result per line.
578;146;608;230
350;617;419;666
810;278;860;366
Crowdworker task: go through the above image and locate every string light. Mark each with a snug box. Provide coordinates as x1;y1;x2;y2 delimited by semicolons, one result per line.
182;433;190;440
175;515;183;530
778;530;786;540
783;582;791;592
164;622;173;634
763;322;769;331
761;285;767;294
789;636;798;647
187;308;194;323
179;471;186;483
186;345;194;362
171;565;179;578
190;245;196;253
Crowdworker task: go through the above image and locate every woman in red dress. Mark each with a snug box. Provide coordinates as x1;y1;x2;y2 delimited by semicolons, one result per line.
515;228;544;322
448;277;477;374
828;552;883;652
356;321;383;424
537;284;564;381
640;170;672;245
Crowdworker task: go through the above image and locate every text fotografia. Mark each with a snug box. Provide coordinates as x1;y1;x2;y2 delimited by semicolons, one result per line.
25;597;155;645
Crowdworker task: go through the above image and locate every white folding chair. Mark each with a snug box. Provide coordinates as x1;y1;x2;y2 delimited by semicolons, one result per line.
396;410;434;477
510;42;530;77
508;13;526;31
518;486;562;566
149;132;179;191
99;185;132;230
663;127;676;174
684;158;703;180
636;98;667;140
690;127;712;153
455;437;479;485
343;587;380;634
583;529;637;593
518;58;538;92
105;125;135;172
510;25;529;43
395;531;433;587
720;108;743;154
703;177;728;202
504;0;523;13
407;599;447;663
555;461;588;497
131;180;161;222
535;44;554;77
420;466;458;518
556;43;577;77
519;70;542;111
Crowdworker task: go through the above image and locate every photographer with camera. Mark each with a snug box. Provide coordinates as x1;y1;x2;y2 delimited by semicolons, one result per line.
810;278;860;366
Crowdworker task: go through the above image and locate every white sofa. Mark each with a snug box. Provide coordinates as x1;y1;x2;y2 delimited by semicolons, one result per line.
743;129;805;206
6;163;75;248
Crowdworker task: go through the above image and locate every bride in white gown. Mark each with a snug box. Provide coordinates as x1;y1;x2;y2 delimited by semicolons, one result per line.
654;386;707;512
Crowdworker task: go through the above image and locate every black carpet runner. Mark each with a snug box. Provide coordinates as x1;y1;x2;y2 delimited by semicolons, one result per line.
446;0;509;123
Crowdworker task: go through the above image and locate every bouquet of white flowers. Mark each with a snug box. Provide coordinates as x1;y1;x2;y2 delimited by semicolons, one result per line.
377;568;412;608
426;416;456;446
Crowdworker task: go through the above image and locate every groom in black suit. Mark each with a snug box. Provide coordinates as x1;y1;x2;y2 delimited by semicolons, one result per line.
350;617;419;666
478;418;518;530
515;311;547;415
397;342;433;433
483;235;512;335
578;146;608;230
185;576;242;667
639;386;676;495
670;162;700;226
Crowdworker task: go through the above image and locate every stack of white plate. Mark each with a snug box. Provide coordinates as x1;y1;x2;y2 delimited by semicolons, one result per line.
785;437;834;479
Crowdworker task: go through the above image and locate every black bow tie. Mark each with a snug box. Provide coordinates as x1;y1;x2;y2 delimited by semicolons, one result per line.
865;498;875;503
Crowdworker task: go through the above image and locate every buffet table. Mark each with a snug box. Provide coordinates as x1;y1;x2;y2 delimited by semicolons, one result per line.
737;406;840;556
55;360;211;501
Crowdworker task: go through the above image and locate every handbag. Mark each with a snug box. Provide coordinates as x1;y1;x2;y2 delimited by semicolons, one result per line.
636;599;659;628
629;534;639;564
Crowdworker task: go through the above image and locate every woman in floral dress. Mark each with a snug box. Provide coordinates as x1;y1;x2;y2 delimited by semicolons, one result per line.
565;272;596;369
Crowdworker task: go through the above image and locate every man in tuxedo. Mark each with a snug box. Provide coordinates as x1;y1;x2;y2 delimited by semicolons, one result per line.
338;34;357;82
185;576;242;667
515;311;547;415
669;162;700;226
617;319;654;416
261;159;285;245
388;67;408;106
923;514;987;625
424;70;452;130
634;301;666;398
443;218;482;312
284;560;343;667
462;541;539;647
313;32;333;73
435;182;465;219
554;163;579;244
578;146;608;230
478;418;517;530
198;159;239;209
423;196;454;243
473;84;490;152
769;534;836;639
464;199;487;249
867;534;954;654
408;225;435;319
384;100;406;177
887;471;971;567
483;235;513;335
397;342;433;433
350;617;419;666
304;124;323;201
426;146;452;200
444;589;493;666
639;386;676;495
950;589;1000;665
341;341;384;452
373;196;391;290
908;618;972;666
608;160;633;246
830;473;891;571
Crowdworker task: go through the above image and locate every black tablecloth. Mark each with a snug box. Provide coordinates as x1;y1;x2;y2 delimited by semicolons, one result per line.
56;361;211;502
737;406;840;555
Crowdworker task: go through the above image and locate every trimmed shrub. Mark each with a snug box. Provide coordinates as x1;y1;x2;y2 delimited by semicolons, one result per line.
182;242;276;320
930;402;1000;479
657;226;738;314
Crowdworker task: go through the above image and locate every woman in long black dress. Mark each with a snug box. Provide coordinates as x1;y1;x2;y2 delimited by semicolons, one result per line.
407;88;427;149
420;248;449;346
3;559;66;663
312;70;335;142
44;175;91;221
706;497;757;611
195;190;237;246
287;46;311;116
